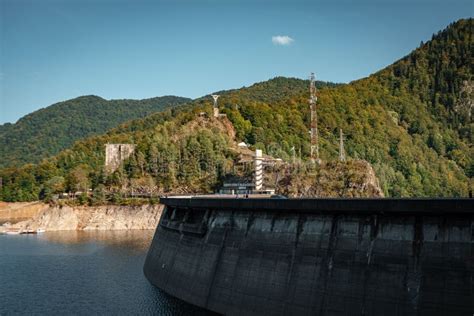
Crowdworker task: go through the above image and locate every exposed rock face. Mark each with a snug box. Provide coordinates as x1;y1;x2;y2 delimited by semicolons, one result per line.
1;204;163;232
0;201;49;223
82;205;162;230
276;160;384;197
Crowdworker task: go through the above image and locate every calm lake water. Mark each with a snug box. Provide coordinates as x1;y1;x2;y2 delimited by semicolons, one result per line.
0;230;215;315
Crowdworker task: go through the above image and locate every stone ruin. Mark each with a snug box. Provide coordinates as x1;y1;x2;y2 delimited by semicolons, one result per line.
105;144;136;173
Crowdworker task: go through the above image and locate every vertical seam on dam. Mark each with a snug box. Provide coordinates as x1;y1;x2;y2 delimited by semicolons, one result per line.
204;221;229;308
318;214;340;315
283;214;306;314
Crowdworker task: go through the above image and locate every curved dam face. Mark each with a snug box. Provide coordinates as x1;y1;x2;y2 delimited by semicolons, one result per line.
144;198;473;315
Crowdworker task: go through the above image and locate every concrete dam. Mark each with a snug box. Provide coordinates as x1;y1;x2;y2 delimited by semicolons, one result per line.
144;198;473;315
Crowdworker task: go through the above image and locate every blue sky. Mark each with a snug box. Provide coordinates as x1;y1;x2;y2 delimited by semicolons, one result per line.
0;0;472;124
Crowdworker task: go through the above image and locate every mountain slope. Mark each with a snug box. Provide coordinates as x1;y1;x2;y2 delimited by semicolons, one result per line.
376;18;472;141
0;19;471;201
0;95;190;167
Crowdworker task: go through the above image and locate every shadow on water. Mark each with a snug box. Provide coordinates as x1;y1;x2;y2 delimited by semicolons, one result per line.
147;285;220;316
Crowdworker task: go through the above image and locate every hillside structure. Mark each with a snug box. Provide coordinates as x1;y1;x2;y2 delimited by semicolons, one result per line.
105;144;135;173
254;149;263;191
211;94;220;118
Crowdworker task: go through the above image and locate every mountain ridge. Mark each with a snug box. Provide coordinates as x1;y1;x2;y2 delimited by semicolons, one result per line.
0;95;191;167
0;18;471;201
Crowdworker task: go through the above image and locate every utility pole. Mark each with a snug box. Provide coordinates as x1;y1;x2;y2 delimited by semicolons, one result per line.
309;73;320;163
339;128;346;162
290;146;296;165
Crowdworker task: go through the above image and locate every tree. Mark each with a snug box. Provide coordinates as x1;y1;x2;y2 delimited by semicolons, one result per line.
91;184;107;205
40;176;65;201
66;164;91;192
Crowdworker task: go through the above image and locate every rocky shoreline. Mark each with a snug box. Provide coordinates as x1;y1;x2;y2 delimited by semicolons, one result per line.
0;203;163;233
0;201;50;224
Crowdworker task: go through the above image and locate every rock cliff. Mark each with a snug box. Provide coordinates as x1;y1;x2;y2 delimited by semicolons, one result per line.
276;160;384;197
0;201;49;223
0;204;163;232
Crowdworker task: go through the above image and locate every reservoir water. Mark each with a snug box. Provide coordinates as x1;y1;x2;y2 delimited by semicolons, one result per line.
0;230;214;315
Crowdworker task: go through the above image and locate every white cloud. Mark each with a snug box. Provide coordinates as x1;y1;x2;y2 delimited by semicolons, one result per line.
272;35;294;46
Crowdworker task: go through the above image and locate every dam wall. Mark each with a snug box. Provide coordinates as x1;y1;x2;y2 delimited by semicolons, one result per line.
144;198;473;315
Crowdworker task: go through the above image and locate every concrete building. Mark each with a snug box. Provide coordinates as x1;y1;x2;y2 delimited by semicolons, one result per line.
218;181;255;195
105;144;135;173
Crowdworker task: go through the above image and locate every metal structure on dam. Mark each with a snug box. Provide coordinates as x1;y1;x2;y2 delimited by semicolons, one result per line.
144;197;473;315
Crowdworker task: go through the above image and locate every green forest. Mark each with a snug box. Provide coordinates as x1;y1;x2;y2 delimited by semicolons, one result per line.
0;95;190;167
0;19;472;202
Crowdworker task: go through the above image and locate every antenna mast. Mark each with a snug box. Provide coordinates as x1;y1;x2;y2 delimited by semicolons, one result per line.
339;128;346;162
309;73;320;163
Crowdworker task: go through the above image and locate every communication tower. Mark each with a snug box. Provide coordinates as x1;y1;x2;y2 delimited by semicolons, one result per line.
309;73;320;163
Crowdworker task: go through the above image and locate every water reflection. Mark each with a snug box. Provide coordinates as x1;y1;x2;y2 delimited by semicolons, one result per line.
42;230;155;252
0;230;216;315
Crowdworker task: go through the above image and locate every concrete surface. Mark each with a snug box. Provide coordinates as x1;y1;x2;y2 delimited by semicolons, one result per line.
144;198;473;315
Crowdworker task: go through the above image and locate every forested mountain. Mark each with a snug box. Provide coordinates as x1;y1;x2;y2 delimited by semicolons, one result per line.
0;95;190;167
0;19;472;201
376;19;472;142
212;77;341;104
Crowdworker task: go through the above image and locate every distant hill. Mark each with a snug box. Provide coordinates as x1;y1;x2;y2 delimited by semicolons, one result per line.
0;19;472;201
0;95;190;167
211;76;341;104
